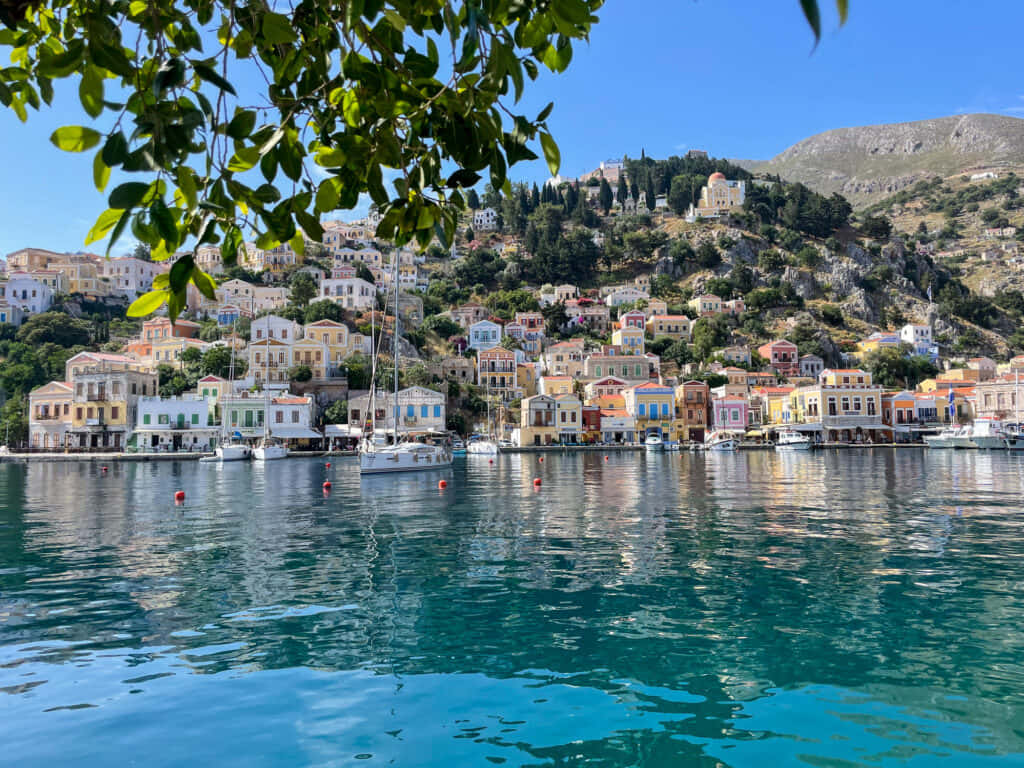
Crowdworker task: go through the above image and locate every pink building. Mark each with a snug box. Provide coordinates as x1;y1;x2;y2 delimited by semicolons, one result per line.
757;340;799;378
618;309;647;332
712;396;749;431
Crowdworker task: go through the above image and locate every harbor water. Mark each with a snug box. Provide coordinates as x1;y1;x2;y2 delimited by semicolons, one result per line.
2;450;1024;766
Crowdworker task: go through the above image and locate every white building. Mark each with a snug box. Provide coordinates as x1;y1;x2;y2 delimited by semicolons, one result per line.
2;272;53;314
0;300;25;326
220;391;319;442
319;277;377;311
468;319;502;351
348;386;446;435
102;257;168;298
251;315;302;343
900;323;932;346
135;394;219;451
473;207;499;232
604;287;650;308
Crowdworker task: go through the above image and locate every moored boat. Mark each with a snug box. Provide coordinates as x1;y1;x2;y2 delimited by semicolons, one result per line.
775;428;812;451
644;433;664;451
705;430;739;452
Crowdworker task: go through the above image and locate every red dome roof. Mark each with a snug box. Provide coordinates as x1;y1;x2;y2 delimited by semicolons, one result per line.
708;172;726;181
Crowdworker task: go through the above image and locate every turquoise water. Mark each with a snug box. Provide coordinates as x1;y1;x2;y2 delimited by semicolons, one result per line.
2;450;1024;766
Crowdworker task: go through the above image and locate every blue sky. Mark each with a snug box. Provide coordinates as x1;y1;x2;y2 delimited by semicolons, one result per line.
1;0;1023;256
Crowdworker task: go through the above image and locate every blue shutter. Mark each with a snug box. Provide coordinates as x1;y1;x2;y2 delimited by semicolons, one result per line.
434;405;441;418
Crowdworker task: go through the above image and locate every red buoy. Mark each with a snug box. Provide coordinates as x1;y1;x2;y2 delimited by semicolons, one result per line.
533;478;542;487
174;490;185;503
322;481;332;491
325;462;331;469
101;465;108;472
438;480;448;489
604;456;609;461
488;459;494;464
539;457;544;463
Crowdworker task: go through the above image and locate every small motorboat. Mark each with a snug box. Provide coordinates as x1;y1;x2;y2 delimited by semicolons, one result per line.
451;436;467;456
466;437;499;455
644;433;664;451
775;428;812;451
704;430;739;452
924;426;968;449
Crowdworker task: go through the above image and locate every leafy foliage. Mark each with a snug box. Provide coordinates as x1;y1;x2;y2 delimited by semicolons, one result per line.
2;0;605;319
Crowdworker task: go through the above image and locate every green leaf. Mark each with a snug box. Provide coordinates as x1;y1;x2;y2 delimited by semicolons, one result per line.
192;266;218;300
92;153;111;192
79;66;104;118
227;146;260;172
90;42;134;78
537;101;554;122
262;12;298;45
85;208;122;245
128;1;147;15
176;166;198;210
108;181;150;209
153;273;170;289
342;90;360;126
105;210;132;256
800;0;822;42
101;132;128;166
221;226;242;264
540;132;560;176
315;177;340;212
127;289;168;318
49;125;101;152
836;0;848;24
169;254;193;292
151;199;179;247
446;169;481;188
227;110;257;140
193;63;237;96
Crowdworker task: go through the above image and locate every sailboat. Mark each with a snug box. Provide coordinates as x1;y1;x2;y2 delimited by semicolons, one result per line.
467;382;499;455
360;250;452;474
254;349;288;460
215;323;252;461
1006;371;1024;451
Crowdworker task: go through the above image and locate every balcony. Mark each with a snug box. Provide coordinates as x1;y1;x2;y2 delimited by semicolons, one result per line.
821;414;882;428
85;418;106;427
87;393;108;401
34;412;61;421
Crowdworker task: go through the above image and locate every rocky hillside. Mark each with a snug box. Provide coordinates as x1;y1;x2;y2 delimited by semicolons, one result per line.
744;114;1024;208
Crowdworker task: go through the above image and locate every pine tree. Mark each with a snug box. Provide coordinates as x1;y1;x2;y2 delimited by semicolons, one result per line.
616;175;627;206
645;176;656;213
466;188;480;210
630;180;640;203
531;183;541;210
599;177;613;215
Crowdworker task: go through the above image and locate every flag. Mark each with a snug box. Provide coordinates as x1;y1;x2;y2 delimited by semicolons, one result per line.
927;284;933;302
948;387;956;418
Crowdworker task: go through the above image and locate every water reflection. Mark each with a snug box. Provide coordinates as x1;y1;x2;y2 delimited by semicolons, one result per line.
2;451;1024;765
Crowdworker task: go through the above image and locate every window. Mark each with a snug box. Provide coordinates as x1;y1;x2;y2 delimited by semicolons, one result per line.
561;411;566;423
110;407;118;420
291;411;299;423
595;365;602;377
351;409;360;423
571;411;577;423
76;407;83;420
638;403;646;417
87;407;94;418
407;405;415;418
433;405;441;418
158;413;169;424
661;403;669;417
841;397;850;412
191;413;199;424
828;398;837;416
731;409;739;422
63;403;69;415
635;364;642;377
867;399;876;416
421;405;428;418
143;414;151;425
853;397;862;412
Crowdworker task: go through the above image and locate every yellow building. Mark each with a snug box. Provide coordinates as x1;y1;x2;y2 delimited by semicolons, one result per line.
519;394;558;446
789;369;888;443
517;364;538;397
611;326;645;355
687;293;722;317
64;352;158;450
623;382;678;440
648;314;691;341
687;173;746;219
539;375;574;396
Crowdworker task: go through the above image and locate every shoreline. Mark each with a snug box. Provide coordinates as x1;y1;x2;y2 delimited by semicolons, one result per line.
0;450;359;463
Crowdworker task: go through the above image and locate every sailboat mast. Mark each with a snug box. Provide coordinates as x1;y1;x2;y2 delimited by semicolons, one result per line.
393;248;400;446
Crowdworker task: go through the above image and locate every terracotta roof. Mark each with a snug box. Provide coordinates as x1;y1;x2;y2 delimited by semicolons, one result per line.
600;409;630;417
272;396;309;405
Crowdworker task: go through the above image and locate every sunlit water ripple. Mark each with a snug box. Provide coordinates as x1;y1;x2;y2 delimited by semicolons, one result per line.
2;450;1024;766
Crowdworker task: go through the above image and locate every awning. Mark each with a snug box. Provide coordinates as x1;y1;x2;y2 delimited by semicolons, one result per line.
324;424;362;437
269;426;323;439
134;427;219;434
745;429;763;437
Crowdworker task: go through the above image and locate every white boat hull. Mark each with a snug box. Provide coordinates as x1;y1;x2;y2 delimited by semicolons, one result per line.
706;440;738;452
971;436;1006;450
923;436;954;448
254;445;289;460
776;442;811;451
466;441;499;455
216;444;251;461
950;437;978;449
1006;436;1024;451
360;444;453;474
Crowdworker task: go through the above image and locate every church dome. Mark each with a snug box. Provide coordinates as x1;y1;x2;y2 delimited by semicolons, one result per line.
708;172;726;182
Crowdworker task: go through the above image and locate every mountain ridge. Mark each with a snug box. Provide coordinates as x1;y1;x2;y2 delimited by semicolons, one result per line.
739;113;1024;208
